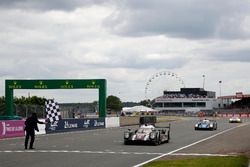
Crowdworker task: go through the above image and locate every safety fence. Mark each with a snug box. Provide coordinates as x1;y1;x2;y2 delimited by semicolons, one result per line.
1;103;97;119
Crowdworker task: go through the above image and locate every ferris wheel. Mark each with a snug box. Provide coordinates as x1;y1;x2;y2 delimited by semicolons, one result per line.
145;71;185;100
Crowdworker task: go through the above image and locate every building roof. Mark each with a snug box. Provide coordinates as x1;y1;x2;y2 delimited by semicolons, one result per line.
122;105;158;112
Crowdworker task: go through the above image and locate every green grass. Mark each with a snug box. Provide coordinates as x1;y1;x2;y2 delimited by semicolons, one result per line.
143;156;249;167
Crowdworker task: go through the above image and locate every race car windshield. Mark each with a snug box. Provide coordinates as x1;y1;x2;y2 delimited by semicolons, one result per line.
137;128;152;133
202;120;210;123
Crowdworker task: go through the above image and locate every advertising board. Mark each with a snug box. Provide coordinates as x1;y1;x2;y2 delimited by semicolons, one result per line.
0;120;25;139
46;118;105;134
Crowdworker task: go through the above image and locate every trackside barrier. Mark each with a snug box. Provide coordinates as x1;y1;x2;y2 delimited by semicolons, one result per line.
219;113;250;117
105;117;120;128
35;119;46;135
0;120;25;139
120;116;139;126
45;118;105;134
1;118;107;138
39;117;118;133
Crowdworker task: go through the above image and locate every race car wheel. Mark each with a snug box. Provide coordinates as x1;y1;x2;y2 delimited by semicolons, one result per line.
153;139;160;145
165;138;169;143
153;132;160;145
124;141;130;145
166;130;170;143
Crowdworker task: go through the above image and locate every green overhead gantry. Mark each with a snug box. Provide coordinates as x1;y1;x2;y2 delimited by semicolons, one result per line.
1;79;106;120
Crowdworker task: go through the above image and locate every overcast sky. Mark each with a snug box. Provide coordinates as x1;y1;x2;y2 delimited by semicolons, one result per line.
0;0;250;103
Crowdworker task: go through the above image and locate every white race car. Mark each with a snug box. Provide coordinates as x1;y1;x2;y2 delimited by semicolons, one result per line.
229;117;242;123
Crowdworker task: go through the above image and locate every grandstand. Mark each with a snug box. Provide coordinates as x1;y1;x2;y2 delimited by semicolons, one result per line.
152;88;217;115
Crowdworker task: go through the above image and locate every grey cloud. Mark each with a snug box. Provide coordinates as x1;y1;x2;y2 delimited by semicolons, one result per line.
208;49;250;62
81;55;189;69
103;0;250;39
2;0;249;40
0;0;111;11
1;56;83;79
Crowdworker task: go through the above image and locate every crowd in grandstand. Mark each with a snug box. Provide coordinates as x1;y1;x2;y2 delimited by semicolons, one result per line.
158;93;208;99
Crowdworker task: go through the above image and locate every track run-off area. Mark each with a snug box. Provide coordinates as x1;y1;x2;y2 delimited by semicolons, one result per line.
0;117;249;167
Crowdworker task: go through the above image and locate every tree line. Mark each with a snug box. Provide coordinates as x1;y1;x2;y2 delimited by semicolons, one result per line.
0;95;124;114
0;96;47;105
0;95;149;113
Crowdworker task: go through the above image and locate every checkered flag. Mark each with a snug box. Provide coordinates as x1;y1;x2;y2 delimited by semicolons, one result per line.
45;99;61;123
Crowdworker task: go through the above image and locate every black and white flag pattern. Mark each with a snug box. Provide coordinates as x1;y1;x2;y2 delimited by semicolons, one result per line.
45;99;61;123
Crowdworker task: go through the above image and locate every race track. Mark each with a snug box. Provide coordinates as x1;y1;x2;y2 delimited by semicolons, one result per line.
0;117;249;167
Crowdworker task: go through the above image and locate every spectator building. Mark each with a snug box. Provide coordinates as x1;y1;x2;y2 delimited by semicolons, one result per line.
152;88;217;115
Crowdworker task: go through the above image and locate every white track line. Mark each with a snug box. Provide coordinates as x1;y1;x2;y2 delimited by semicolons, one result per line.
0;150;163;155
133;123;250;167
0;127;114;141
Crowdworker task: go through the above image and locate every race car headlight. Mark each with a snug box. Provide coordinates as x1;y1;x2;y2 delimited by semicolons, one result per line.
195;124;198;127
124;132;130;139
209;123;213;127
150;132;156;139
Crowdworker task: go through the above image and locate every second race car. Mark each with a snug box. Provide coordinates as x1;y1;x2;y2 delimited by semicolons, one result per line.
194;119;217;130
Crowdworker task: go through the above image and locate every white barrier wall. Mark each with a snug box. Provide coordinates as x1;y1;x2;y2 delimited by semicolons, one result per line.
35;119;46;135
105;117;120;128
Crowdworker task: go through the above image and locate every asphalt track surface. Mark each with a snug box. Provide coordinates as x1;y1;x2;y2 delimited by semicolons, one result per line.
0;117;249;167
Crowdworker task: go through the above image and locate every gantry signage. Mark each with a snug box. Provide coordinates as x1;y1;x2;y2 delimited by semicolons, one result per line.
3;79;106;119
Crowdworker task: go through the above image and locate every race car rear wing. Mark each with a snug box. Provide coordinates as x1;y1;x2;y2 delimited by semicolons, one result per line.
139;116;157;125
139;116;171;128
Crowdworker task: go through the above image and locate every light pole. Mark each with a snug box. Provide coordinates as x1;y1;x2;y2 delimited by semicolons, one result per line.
219;81;222;97
202;75;205;89
219;81;222;108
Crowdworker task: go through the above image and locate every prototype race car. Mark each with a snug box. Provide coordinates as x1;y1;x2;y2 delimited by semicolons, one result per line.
229;117;242;123
124;117;170;145
194;119;217;130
